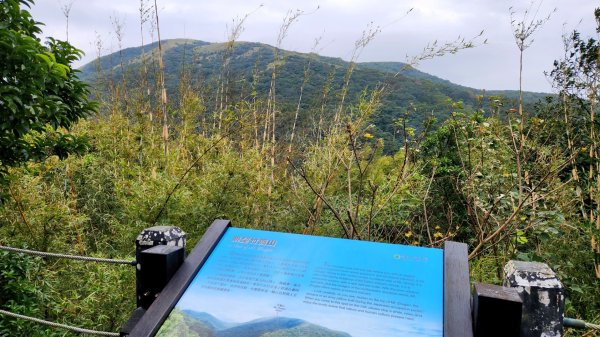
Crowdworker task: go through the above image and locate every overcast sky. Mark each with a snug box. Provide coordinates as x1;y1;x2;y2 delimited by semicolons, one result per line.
30;0;598;93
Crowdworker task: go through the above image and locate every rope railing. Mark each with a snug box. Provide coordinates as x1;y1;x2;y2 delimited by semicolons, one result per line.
0;245;134;335
564;317;600;331
0;309;121;336
0;245;136;266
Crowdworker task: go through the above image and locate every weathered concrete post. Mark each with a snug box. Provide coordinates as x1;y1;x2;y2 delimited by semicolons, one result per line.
504;260;565;337
135;226;186;309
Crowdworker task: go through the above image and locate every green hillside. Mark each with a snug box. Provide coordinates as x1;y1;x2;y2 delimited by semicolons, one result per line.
162;311;354;337
79;39;549;153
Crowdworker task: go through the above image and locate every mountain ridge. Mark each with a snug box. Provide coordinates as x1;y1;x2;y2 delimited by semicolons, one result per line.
170;309;353;337
80;38;550;152
79;38;549;94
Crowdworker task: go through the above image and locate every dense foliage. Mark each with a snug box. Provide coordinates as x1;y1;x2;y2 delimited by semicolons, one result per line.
0;2;598;336
0;0;96;201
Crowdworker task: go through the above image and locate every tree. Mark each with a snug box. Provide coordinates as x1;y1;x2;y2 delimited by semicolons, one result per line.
546;10;600;278
0;0;96;200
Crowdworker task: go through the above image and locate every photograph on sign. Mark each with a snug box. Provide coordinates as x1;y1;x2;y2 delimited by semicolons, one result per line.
156;228;443;337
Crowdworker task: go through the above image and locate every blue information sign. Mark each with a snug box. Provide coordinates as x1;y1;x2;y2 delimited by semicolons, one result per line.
156;228;443;337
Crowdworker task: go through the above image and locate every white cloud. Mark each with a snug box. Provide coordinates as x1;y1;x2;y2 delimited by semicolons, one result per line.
29;0;599;92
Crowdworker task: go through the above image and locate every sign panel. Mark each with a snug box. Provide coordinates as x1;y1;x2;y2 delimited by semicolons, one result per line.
156;228;443;337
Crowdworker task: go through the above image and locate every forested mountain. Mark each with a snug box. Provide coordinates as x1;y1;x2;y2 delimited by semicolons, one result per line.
79;39;548;153
156;310;353;337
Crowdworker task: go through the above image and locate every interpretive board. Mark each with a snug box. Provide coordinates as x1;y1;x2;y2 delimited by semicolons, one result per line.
154;227;443;337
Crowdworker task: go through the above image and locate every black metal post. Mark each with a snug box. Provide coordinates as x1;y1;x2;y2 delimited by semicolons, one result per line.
473;283;522;337
134;226;186;309
121;226;187;336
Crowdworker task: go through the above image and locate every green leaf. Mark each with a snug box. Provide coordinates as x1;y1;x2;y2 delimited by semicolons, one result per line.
570;286;583;294
35;52;52;68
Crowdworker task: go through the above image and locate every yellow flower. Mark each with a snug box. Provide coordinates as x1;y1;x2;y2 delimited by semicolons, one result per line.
404;231;412;238
434;225;441;230
433;232;443;239
363;133;374;139
412;241;419;246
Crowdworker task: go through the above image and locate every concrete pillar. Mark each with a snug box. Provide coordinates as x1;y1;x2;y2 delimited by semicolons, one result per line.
135;226;186;252
504;260;564;337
